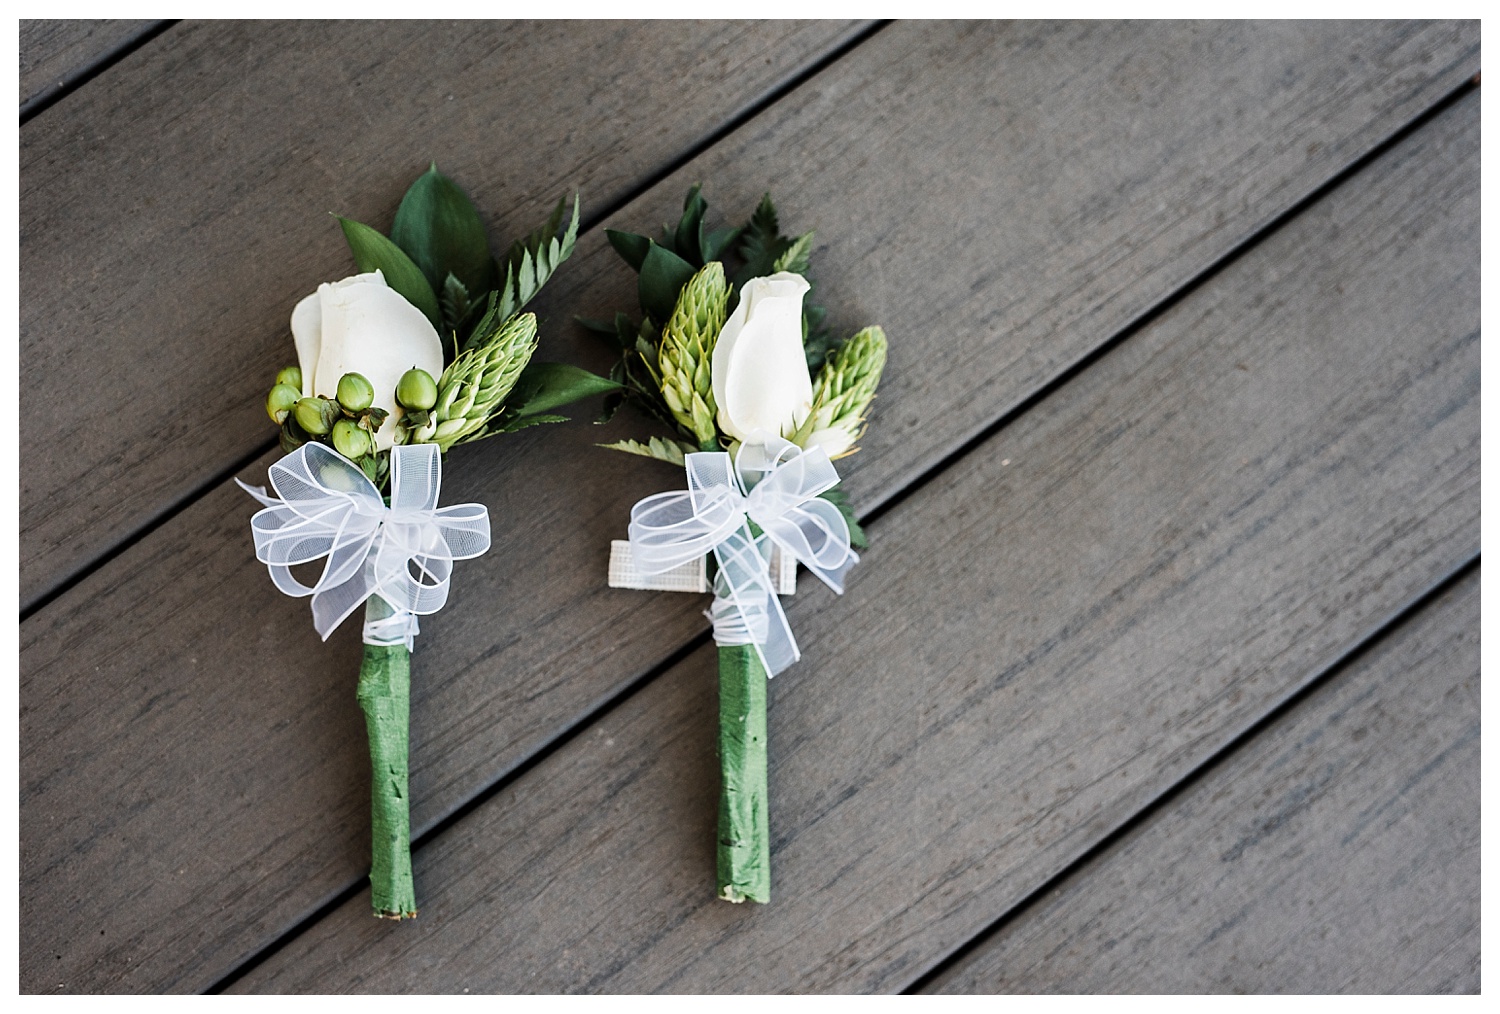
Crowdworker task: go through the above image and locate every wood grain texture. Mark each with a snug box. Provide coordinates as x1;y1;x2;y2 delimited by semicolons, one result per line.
19;19;167;114
926;570;1479;994
20;21;1478;994
17;18;869;609
232;86;1480;994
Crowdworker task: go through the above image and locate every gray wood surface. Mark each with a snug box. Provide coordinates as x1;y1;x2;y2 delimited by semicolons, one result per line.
231;87;1480;994
19;21;1478;994
926;569;1480;994
19;19;167;114
17;18;869;610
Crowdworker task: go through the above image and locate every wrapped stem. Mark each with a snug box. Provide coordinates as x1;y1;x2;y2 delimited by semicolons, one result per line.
356;599;416;919
717;643;770;903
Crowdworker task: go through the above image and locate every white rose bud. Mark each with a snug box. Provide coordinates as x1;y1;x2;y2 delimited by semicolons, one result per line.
710;271;813;444
291;270;444;451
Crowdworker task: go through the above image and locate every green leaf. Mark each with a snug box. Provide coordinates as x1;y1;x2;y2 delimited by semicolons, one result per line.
606;229;652;272
638;241;696;324
440;272;474;340
595;388;625;424
674;185;708;265
819;486;867;550
390;164;497;297
494;195;581;320
598;436;693;467
575;316;620;335
505;360;621;418
702;224;743;263
773;230;814;275
336;216;441;328
495;413;568;433
733;193;789;288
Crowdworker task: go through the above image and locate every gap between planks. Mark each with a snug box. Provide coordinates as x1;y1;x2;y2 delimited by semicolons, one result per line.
904;553;1480;993
20;19;1476;996
231;75;1476;984
16;20;889;622
209;68;1480;1000
19;19;177;123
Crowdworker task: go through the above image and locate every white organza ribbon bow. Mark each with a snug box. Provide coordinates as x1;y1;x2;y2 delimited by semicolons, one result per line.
237;442;491;649
627;436;858;676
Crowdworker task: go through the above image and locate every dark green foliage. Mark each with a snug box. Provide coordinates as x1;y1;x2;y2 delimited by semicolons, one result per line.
491;360;622;434
322;165;616;463
391;163;497;301
587;185;835;445
819;485;867;550
638;243;697;325
336;216;442;328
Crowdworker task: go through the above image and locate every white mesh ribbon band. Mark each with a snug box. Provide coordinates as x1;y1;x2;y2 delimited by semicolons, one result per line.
237;442;491;649
613;436;858;677
608;540;797;595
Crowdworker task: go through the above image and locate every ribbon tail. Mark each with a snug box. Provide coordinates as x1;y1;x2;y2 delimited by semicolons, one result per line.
309;566;376;642
710;524;800;678
235;477;282;509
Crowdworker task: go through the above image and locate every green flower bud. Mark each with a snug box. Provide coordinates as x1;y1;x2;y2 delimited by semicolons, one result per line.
336;372;375;413
331;418;371;459
422;313;538;451
397;368;439;411
659;262;729;449
294;396;336;436
266;383;300;424
276;365;302;390
790;326;887;458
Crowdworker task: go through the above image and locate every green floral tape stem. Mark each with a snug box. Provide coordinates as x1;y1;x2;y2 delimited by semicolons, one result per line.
356;606;416;919
717;644;770;903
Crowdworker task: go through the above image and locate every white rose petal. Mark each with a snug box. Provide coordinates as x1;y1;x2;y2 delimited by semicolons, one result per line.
711;271;813;443
289;270;444;451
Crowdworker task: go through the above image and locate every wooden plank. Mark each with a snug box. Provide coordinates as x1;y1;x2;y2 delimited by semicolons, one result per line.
925;569;1480;994
17;18;870;610
19;21;1478;994
231;87;1480;994
19;19;168;115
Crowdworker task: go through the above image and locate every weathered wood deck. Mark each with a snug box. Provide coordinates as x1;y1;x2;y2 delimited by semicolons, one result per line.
19;20;1480;994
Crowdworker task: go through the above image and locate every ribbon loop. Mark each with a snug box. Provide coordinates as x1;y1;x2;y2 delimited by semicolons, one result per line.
624;436;858;677
238;442;491;649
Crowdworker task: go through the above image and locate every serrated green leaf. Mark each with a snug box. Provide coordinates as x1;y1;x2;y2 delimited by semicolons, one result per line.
440;272;473;341
494;194;581;318
505;360;621;418
575;316;620;335
598;436;693;467
638;241;696;324
336;216;441;327
734;193;790;288
391;164;497;298
606;229;652;272
773;230;814;275
495;413;568;433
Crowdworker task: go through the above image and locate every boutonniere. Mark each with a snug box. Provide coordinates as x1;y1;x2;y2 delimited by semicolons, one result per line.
586;187;887;902
239;166;615;919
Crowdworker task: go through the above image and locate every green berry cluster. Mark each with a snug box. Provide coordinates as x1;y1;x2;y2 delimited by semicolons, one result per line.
265;365;438;486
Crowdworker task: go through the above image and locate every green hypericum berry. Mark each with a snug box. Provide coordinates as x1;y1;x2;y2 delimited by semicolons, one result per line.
276;365;302;390
658;261;728;449
336;372;375;413
397;368;438;410
294;397;335;436
266;383;300;424
331;418;371;459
